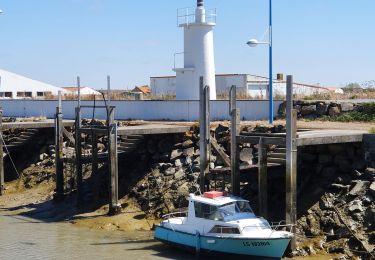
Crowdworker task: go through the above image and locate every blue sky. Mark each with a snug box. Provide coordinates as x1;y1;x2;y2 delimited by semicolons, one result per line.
0;0;374;89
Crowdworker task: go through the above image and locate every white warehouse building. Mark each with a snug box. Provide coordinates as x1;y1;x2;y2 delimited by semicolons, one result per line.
151;73;337;99
0;69;67;99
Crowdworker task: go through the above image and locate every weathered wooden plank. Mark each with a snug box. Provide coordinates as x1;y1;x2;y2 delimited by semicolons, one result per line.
210;138;230;167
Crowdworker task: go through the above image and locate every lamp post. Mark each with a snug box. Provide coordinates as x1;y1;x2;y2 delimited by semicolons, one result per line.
247;0;273;125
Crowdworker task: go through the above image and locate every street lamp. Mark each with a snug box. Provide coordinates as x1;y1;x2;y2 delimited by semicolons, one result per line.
247;0;273;125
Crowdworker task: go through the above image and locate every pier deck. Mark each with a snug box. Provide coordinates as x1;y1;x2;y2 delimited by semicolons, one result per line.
1;120;191;136
296;129;366;146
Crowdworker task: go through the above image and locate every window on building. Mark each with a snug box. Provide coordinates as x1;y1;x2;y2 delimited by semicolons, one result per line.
25;92;32;97
4;92;12;98
17;92;25;97
37;92;44;97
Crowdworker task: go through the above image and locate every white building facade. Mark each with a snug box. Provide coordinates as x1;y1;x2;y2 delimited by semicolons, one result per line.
151;73;335;99
0;69;67;99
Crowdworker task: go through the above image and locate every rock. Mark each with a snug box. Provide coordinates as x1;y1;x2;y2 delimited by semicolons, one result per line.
163;167;176;176
348;200;363;213
182;139;194;149
183;157;192;166
331;184;350;193
328;106;341;116
215;124;229;136
174;169;185;180
240;148;253;163
340;102;354;112
316;102;328;116
326;238;349;254
349;180;370;196
39;153;48;161
301;105;317;116
278;102;287;117
369;182;375;196
365;168;375;178
174;159;183;168
183;147;195;157
170;149;182;160
177;183;189;194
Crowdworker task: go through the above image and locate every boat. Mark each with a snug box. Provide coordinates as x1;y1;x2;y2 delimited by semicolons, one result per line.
154;191;293;259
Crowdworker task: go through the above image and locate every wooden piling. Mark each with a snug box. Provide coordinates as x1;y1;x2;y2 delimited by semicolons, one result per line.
91;133;98;176
75;107;83;207
199;77;210;193
54;92;64;199
230;86;240;196
0;109;4;195
286;75;297;250
107;76;121;215
258;137;268;218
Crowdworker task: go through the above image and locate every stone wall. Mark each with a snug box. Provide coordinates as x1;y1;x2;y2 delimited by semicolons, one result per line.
278;100;364;119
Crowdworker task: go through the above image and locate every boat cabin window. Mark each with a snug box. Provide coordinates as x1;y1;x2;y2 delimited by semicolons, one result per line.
209;225;240;234
194;202;223;221
218;201;253;217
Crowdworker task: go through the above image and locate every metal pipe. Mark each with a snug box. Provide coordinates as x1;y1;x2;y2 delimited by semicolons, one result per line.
268;0;273;125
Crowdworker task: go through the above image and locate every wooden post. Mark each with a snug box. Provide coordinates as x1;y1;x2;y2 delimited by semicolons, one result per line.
108;107;121;215
54;91;64;200
230;86;240;196
107;76;121;215
91;133;98;176
75;106;83;207
199;77;210;193
258;137;268;218
0;109;4;196
286;75;297;250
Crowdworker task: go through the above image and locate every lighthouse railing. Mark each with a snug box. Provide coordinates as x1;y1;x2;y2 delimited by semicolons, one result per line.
177;7;217;27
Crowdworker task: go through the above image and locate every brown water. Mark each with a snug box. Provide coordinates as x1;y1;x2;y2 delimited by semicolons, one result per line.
0;214;198;260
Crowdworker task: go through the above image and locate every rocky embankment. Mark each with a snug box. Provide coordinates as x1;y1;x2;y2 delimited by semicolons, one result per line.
129;124;288;217
295;168;375;258
278;101;374;120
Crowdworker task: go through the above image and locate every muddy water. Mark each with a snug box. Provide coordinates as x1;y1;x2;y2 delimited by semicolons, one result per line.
0;214;198;260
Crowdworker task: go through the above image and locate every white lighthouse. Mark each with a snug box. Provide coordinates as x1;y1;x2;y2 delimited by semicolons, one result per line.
174;0;217;100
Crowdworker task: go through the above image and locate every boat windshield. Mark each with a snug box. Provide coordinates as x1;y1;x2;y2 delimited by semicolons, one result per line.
218;201;253;217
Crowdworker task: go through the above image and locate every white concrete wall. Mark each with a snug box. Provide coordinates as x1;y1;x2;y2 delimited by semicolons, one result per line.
0;100;283;121
150;77;176;97
216;75;247;96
